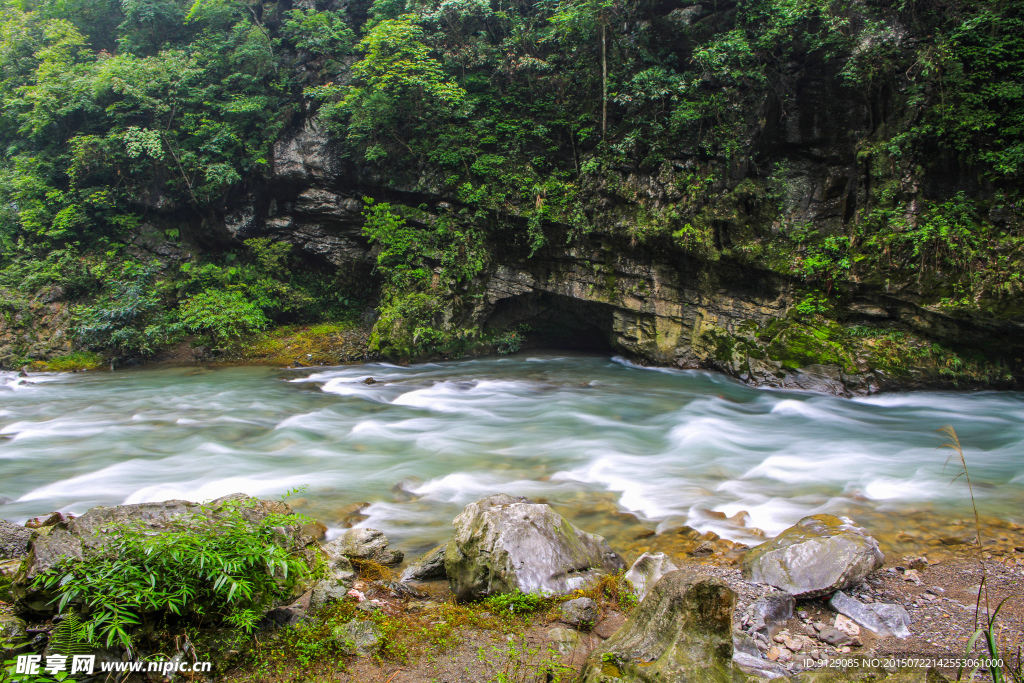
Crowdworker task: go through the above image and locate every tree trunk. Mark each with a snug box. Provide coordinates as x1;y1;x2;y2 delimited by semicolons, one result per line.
601;22;607;140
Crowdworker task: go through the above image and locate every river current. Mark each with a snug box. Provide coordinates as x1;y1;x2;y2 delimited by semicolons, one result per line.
1;353;1022;556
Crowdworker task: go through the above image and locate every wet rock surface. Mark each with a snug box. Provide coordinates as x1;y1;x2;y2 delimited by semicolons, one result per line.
741;515;884;598
444;494;625;600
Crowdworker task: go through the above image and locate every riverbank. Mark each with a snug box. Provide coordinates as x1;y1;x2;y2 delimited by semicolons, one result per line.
2;496;1021;682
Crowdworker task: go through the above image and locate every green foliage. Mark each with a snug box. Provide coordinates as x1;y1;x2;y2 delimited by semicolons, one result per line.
73;262;183;356
34;496;313;654
362;198;487;357
50;613;90;656
1;658;78;683
178;288;268;347
43;351;103;371
482;591;545;616
281;9;354;57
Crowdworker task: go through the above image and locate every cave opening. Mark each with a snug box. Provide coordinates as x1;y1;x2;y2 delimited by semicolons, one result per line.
485;292;618;354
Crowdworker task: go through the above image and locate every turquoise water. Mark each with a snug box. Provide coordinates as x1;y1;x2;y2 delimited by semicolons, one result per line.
1;353;1021;553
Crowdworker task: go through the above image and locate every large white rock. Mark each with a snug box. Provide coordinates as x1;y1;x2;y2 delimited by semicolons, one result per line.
623;552;679;602
740;514;884;598
444;494;625;600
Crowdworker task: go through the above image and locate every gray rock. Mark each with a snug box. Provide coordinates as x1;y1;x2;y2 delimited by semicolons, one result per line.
320;544;357;584
734;651;790;679
0;614;29;656
581;570;736;683
0;520;31;561
272;120;336;182
817;627;850;647
745;592;795;635
548;626;583;655
332;620;381;656
325;528;404;566
400;544;447;582
830;591;912;639
309;579;352;612
741;515;884;598
623;552;678;602
445;494;625;600
559;597;599;628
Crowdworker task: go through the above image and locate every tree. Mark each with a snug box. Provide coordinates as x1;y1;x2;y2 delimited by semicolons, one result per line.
549;0;617;139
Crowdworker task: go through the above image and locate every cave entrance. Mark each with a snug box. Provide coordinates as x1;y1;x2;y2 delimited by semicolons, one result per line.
485;292;618;353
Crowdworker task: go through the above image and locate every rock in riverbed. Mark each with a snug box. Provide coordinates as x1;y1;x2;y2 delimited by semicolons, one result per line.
581;570;736;683
741;514;884;598
401;544;447;582
623;552;678;602
0;520;31;561
324;528;403;566
830;590;912;639
445;494;625;600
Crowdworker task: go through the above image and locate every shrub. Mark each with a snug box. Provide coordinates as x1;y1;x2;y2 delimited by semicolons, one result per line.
178;288;268;347
34;497;314;654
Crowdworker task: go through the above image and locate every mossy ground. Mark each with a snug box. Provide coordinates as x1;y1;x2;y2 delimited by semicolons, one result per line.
223;571;637;683
27;351;103;372
706;312;1015;390
220;321;372;367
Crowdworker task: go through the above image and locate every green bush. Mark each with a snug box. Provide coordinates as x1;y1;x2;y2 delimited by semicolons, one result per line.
34;497;314;653
178;289;268;347
483;591;546;616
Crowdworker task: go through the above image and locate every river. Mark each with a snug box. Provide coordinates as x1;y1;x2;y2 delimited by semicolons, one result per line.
1;352;1022;558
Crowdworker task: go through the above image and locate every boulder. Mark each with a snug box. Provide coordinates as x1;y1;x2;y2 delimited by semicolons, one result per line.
332;620;381;656
581;570;736;683
324;528;403;566
623;552;679;602
320;544;358;584
830;591;911;639
309;579;353;612
445;494;625;600
0;520;31;561
400;544;447;582
740;515;884;598
559;597;599;628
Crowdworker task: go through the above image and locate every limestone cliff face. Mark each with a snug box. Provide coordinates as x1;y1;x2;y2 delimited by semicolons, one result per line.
224;119;1020;396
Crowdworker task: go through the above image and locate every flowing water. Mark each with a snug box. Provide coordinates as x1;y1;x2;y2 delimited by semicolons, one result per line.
1;352;1022;558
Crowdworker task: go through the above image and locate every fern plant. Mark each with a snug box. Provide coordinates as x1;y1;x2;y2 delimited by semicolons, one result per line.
34;495;316;655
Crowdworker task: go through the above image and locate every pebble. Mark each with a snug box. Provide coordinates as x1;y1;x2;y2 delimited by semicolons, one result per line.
834;615;861;637
783;637;802;652
766;647;780;661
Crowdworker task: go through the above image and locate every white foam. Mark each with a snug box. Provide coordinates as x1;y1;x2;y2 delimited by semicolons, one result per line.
121;475;310;505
